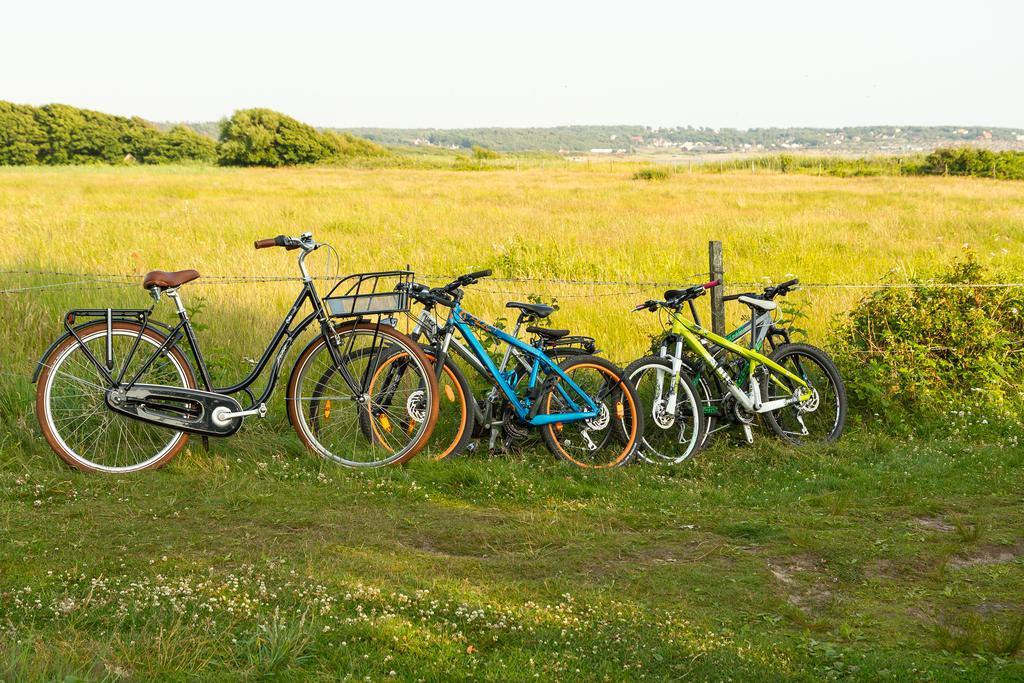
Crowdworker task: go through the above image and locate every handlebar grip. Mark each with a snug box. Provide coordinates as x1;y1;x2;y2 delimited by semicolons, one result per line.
780;278;800;288
466;269;492;280
703;279;721;289
254;235;288;250
722;293;742;301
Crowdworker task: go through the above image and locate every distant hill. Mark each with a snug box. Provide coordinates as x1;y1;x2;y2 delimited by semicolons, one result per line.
333;125;1024;154
154;120;1024;155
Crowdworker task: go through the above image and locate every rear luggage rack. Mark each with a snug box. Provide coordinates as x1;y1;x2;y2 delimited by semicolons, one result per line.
546;334;598;354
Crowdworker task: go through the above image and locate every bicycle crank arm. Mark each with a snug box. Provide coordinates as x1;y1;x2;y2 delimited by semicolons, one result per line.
211;403;267;427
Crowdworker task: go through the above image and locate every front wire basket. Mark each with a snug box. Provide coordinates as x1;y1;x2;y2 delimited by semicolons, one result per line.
323;270;413;318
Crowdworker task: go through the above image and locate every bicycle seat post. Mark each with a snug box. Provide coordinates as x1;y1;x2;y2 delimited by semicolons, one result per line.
165;288;188;320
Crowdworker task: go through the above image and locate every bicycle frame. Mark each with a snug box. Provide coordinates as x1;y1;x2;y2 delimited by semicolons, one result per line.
433;304;600;427
56;277;363;413
410;308;491;379
667;309;812;414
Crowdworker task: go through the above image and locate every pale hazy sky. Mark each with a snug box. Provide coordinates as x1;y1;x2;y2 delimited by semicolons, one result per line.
3;1;1021;128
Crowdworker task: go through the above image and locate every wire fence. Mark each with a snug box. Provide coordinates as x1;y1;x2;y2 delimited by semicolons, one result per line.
1;269;1023;297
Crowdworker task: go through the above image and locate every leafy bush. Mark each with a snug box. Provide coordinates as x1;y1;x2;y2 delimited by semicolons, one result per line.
148;125;217;164
472;144;500;160
0;102;45;164
830;256;1024;416
633;167;670;181
921;147;1024;181
0;101;216;166
218;109;385;167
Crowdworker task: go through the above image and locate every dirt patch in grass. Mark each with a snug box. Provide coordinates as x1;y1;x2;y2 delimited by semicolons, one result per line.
767;554;837;612
915;516;955;533
948;541;1024;570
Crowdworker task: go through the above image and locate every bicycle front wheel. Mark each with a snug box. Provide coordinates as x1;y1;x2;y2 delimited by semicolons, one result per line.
287;323;439;467
420;347;476;461
624;356;704;464
761;343;847;445
35;321;196;473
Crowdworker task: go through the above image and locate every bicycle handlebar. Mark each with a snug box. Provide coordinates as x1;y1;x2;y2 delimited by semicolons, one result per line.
254;234;314;251
255;235;290;249
721;278;801;304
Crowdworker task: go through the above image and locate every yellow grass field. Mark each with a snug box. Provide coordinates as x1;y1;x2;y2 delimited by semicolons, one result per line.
2;164;1023;378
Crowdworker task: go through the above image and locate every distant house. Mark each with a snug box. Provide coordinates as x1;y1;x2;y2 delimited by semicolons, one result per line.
590;148;613;154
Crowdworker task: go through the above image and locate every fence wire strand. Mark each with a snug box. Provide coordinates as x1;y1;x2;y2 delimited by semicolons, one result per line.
1;269;1022;296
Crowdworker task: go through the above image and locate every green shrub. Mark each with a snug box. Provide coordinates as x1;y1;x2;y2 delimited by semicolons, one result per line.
148;125;217;164
0;101;218;165
0;102;45;165
921;147;1024;180
472;144;500;160
218;109;385;167
830;256;1024;416
633;167;670;181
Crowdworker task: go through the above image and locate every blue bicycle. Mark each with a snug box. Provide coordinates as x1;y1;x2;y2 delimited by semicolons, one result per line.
402;270;643;468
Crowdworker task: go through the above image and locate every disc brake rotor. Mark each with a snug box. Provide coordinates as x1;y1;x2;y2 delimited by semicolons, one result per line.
797;387;820;413
585;403;611;431
407;390;426;422
651;398;675;429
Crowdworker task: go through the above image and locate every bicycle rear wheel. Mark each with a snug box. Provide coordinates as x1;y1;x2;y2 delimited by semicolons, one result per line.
35;321;196;473
287;323;439;467
761;343;847;445
537;356;642;468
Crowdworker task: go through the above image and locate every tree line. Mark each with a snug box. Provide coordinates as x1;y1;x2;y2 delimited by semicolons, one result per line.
0;102;386;167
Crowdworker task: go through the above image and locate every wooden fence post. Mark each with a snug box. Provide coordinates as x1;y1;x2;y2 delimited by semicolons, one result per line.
709;240;725;335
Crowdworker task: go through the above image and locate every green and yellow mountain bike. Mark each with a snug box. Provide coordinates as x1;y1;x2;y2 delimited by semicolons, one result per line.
626;279;847;464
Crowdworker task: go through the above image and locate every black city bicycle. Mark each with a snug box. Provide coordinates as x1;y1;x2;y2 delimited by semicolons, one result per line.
403;275;601;459
33;232;439;473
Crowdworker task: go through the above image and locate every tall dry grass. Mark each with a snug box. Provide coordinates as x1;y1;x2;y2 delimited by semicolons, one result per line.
1;164;1022;381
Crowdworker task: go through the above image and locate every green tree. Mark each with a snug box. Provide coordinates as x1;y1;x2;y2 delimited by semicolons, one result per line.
0;101;45;165
148;125;217;164
218;109;386;166
218;109;327;166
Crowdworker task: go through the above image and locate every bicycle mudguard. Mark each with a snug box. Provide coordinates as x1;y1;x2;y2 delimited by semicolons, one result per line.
32;314;175;383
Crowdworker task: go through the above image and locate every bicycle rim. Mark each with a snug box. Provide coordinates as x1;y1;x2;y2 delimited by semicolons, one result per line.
38;326;191;473
291;328;436;467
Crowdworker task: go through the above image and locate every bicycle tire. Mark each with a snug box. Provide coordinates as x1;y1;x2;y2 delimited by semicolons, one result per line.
760;343;847;445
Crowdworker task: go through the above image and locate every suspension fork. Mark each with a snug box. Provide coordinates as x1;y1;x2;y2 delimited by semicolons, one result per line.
664;337;685;413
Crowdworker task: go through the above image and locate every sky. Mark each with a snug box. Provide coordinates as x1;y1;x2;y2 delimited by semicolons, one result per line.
2;1;1021;129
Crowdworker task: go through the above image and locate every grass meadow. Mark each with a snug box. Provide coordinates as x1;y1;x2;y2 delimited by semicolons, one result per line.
1;164;1023;680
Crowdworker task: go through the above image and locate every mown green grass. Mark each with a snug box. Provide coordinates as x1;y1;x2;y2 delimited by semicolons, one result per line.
1;164;1023;679
2;425;1023;680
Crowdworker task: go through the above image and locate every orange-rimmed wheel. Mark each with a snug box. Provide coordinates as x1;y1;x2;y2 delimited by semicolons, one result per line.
362;346;474;461
420;348;475;460
537;356;642;469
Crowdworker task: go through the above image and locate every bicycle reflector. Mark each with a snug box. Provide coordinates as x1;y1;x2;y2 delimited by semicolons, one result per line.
615;401;625;420
379;414;393;432
444;385;455;402
323;400;331;419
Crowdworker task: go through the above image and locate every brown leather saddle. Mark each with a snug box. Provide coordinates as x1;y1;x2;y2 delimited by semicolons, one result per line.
142;269;201;290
